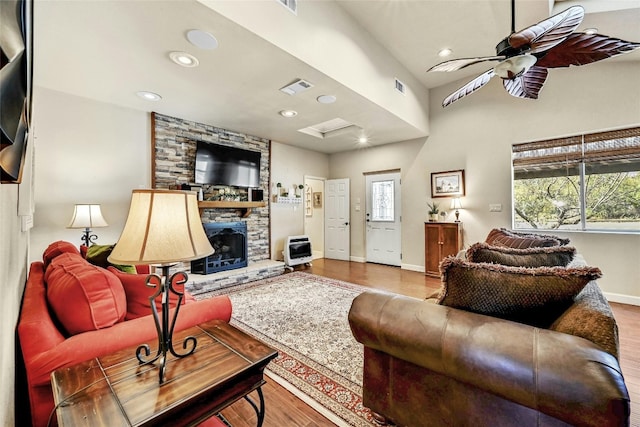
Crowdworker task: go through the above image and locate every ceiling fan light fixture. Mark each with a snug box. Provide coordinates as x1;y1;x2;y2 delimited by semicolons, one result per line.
494;54;537;79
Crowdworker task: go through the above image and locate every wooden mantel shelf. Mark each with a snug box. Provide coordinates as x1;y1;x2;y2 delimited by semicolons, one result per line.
198;201;266;218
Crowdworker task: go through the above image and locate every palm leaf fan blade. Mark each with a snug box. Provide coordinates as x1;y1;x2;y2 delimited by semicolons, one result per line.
509;6;584;53
428;56;505;72
442;69;495;107
536;33;640;68
503;66;548;99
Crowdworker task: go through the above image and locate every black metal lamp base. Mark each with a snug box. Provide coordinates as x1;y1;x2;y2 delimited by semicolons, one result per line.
80;228;99;246
135;264;197;384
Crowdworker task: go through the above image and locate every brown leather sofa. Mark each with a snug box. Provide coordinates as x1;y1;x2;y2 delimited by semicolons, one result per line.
348;290;630;426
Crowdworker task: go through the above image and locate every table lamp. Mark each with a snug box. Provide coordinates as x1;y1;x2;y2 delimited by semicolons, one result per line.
67;204;108;246
108;189;214;384
450;198;462;222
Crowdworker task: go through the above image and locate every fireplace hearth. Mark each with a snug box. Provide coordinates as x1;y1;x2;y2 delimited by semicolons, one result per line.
191;221;248;274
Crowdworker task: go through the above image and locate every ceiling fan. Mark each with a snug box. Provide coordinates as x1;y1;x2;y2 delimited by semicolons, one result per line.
428;0;640;108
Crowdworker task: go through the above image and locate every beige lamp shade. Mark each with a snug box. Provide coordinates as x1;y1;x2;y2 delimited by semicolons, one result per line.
67;204;108;228
108;189;213;265
450;198;463;210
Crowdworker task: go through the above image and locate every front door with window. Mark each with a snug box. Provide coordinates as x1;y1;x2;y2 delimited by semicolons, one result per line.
365;172;401;266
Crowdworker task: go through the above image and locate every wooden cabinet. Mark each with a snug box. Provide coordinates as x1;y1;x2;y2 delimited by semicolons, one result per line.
424;222;463;277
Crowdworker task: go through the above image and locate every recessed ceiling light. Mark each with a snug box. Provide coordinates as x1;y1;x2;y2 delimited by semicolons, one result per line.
186;29;219;50
317;95;337;104
279;110;298;118
169;51;199;67
438;48;453;57
358;136;368;144
584;28;598;35
136;91;162;101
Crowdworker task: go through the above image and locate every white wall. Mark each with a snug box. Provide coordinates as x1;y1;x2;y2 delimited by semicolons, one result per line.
30;87;151;261
0;180;30;426
270;142;329;260
331;60;640;301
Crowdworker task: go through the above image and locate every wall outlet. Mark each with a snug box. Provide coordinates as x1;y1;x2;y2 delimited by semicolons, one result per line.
489;203;502;212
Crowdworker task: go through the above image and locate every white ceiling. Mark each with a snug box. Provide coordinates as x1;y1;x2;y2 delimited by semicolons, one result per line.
33;0;640;154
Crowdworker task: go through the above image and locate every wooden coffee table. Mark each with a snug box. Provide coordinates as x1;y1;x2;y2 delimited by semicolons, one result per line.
51;320;278;426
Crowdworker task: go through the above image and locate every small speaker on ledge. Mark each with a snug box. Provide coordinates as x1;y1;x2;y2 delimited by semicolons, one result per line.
249;189;263;202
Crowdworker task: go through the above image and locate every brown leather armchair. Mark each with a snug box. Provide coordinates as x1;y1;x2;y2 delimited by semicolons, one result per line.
348;291;630;427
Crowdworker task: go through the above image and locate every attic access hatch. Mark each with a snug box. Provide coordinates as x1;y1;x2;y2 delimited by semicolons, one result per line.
298;118;362;139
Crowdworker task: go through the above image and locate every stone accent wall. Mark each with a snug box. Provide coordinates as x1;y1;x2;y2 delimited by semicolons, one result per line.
152;112;270;264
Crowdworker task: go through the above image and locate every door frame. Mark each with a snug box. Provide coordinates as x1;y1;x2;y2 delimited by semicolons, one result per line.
303;175;325;259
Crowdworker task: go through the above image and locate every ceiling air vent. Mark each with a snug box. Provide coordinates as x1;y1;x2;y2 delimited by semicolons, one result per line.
280;78;314;95
394;78;406;95
277;0;297;15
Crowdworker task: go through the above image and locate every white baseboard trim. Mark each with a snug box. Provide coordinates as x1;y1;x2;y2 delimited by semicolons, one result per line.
603;292;640;306
401;263;425;273
349;256;365;263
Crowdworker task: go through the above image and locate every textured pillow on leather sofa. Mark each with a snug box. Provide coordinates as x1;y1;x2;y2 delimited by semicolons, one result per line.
550;281;620;358
466;242;576;267
436;257;601;328
485;228;569;249
46;257;127;335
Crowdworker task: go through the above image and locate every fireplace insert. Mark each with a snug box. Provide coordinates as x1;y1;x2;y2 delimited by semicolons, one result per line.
191;221;247;274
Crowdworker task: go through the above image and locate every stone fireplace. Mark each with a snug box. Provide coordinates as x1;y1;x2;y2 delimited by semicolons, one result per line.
191;221;248;274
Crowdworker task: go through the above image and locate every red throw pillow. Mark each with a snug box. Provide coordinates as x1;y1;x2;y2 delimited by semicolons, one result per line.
44;252;86;283
107;267;194;320
46;261;127;335
42;241;80;269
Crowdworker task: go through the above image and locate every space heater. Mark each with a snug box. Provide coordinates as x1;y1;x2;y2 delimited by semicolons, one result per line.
283;235;313;269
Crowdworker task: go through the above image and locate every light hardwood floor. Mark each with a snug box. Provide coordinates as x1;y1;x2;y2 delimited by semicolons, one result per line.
220;259;640;427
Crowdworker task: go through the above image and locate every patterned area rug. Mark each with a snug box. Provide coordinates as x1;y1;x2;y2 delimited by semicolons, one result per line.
197;272;376;426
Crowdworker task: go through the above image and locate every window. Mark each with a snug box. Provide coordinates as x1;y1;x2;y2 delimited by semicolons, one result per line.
512;126;640;232
371;180;395;221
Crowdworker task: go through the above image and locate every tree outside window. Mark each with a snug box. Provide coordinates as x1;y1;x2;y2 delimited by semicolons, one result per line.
512;127;640;232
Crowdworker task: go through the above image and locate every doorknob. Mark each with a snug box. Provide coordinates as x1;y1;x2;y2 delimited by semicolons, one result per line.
344;222;350;226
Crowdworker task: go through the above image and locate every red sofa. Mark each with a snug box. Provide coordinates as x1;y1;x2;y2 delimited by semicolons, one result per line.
18;241;233;427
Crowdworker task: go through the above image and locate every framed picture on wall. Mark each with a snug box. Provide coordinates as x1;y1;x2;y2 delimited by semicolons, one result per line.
431;169;465;198
313;192;322;208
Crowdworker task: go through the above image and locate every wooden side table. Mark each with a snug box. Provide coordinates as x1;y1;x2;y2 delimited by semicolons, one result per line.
51;320;277;426
424;222;463;277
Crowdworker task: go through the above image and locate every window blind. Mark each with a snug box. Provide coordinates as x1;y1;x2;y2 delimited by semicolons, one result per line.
513;126;640;178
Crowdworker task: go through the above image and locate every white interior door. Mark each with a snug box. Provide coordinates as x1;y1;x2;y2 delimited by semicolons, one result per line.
325;178;350;261
365;172;401;266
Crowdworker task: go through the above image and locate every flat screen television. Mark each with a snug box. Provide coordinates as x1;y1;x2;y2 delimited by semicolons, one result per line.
194;140;261;188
